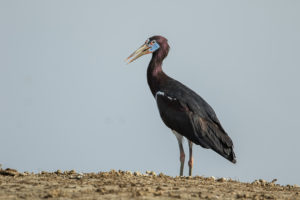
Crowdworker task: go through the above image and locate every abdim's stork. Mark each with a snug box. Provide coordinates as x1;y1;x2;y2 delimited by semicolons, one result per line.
126;36;236;176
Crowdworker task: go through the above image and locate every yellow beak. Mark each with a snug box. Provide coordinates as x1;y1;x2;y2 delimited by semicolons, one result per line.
126;44;150;64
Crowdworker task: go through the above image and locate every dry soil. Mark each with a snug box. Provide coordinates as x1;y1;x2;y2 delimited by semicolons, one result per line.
0;168;299;200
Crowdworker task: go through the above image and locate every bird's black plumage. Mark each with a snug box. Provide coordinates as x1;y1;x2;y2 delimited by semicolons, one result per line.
128;35;236;176
155;78;236;163
146;36;236;164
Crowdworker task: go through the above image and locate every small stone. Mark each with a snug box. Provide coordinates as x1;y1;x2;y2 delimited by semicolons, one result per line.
134;171;142;176
145;187;154;192
55;170;62;175
136;191;143;196
150;171;156;176
271;178;277;183
146;171;156;176
70;174;83;179
217;177;227;182
156;186;163;191
19;172;26;176
125;171;133;176
236;193;248;198
169;193;181;198
252;180;260;185
154;191;163;196
0;168;19;176
208;176;216;181
259;179;267;186
259;179;266;183
131;182;136;186
96;188;106;194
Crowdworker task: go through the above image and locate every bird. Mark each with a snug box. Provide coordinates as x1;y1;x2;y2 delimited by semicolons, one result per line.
126;35;236;176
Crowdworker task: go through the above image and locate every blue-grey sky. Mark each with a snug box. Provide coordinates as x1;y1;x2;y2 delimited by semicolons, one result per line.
1;0;299;185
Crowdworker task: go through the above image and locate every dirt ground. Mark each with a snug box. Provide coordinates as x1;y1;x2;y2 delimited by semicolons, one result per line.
0;168;299;200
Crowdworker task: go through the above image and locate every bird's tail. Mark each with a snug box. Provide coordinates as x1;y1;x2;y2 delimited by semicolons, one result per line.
208;129;237;164
191;115;237;164
203;119;237;163
220;146;236;164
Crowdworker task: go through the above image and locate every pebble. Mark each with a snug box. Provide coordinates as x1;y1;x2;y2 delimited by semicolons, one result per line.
125;171;133;176
156;186;163;191
169;193;181;198
259;179;267;186
146;171;156;176
236;193;248;198
70;175;83;180
0;168;19;176
251;179;270;186
134;171;142;176
252;180;260;185
55;170;62;175
145;187;154;193
259;179;267;183
217;177;227;182
271;178;278;183
154;191;163;196
136;190;143;196
19;172;27;176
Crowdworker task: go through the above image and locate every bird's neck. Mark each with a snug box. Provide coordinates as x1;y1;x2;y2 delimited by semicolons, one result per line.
147;54;167;96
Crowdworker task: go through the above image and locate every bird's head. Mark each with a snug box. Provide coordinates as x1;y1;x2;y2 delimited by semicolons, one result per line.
126;36;169;64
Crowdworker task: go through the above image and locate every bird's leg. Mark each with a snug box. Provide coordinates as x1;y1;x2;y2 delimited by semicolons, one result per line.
178;139;185;176
172;130;185;176
188;140;193;176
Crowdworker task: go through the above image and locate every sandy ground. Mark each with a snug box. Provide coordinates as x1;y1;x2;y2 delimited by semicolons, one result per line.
0;168;299;200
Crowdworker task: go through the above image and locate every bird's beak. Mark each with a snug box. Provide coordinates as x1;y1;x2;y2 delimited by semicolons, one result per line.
126;43;150;64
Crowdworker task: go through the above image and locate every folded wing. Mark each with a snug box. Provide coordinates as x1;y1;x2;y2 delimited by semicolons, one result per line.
155;86;236;163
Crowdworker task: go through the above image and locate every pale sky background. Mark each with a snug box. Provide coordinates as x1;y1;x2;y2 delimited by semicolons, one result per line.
1;0;300;185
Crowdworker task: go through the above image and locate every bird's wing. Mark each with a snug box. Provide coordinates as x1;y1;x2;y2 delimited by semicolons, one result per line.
155;88;236;163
